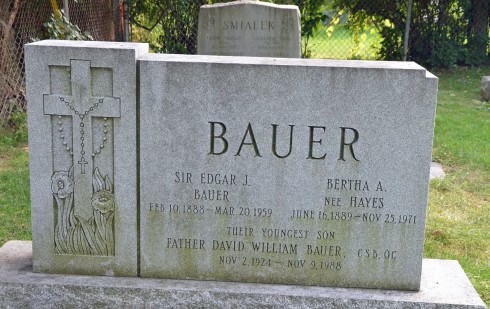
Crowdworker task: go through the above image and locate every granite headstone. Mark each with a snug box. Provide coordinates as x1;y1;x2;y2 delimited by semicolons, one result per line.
138;55;438;290
17;40;489;308
25;40;148;276
481;76;490;101
197;0;301;58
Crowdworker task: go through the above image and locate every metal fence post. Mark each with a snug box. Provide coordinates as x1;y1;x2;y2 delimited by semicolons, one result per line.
403;0;413;61
63;0;69;21
123;0;129;42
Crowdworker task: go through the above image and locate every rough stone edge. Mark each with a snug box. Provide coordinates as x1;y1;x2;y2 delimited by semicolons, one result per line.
139;52;427;71
201;0;299;10
0;241;486;309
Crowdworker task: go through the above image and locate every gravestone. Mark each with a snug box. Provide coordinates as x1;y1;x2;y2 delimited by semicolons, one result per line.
481;76;490;101
197;0;301;58
139;55;438;290
25;40;148;276
7;40;487;308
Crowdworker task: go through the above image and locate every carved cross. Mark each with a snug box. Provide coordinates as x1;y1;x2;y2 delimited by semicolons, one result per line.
78;157;89;174
43;60;120;219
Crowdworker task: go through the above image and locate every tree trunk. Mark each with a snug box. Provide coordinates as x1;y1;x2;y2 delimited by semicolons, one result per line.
471;0;489;37
0;0;22;72
0;0;23;120
469;0;489;64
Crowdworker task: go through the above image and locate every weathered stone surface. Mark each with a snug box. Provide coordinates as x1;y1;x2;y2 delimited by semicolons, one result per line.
481;76;490;101
0;241;486;309
138;54;438;290
25;40;148;276
197;0;301;57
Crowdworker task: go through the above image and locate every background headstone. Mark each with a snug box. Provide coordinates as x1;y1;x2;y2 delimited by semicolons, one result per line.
25;40;148;276
139;54;438;290
197;0;301;58
481;76;490;101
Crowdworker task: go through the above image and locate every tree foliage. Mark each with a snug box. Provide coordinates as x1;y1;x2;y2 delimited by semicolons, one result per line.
275;0;327;57
41;11;94;41
332;0;489;67
129;0;209;54
129;0;488;67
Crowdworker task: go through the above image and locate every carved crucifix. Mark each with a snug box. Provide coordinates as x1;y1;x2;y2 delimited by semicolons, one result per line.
43;59;120;219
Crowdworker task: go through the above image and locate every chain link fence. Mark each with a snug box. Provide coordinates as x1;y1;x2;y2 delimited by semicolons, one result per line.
127;1;383;60
128;1;345;56
1;0;489;123
0;0;120;123
129;0;489;67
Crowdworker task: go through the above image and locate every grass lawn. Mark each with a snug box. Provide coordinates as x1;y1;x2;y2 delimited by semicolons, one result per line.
426;67;490;305
0;128;30;244
0;67;488;305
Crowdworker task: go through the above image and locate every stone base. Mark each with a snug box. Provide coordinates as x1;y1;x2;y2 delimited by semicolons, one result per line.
0;241;486;308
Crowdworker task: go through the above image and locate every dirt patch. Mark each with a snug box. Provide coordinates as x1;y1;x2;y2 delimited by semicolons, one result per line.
0;153;13;172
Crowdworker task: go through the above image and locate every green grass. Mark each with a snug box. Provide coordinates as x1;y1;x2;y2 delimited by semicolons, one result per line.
425;67;490;305
0;127;30;245
0;67;488;305
432;68;490;172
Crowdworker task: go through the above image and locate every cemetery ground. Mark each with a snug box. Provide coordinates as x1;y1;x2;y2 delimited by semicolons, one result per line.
0;67;488;305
